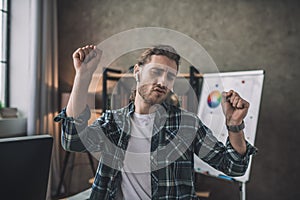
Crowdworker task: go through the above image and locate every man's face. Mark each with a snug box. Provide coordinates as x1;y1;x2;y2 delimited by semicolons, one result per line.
137;55;178;105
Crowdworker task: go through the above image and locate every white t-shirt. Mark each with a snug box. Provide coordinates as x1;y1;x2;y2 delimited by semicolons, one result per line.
120;112;155;200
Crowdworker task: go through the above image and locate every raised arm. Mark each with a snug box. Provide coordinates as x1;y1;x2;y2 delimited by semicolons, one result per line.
66;45;102;117
221;90;249;155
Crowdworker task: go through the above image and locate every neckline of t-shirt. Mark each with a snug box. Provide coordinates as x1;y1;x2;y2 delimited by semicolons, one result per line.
133;112;156;119
133;112;155;126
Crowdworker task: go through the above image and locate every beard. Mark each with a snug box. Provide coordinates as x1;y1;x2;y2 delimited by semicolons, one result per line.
137;83;168;105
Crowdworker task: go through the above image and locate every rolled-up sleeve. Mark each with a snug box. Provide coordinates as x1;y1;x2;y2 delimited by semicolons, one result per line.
222;138;257;176
54;106;91;152
195;120;257;177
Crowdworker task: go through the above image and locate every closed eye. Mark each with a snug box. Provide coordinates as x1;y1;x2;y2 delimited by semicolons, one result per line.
167;73;176;81
151;68;164;76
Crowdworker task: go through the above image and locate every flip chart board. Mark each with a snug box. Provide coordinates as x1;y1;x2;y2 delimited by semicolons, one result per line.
195;70;264;183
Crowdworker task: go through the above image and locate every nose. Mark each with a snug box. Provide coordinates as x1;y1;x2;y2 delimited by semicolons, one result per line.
157;72;168;88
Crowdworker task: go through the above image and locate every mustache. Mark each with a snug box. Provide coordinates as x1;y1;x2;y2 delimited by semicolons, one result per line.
152;84;167;93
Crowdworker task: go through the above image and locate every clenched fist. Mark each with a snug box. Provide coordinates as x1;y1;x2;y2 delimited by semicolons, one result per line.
221;90;250;126
72;45;102;78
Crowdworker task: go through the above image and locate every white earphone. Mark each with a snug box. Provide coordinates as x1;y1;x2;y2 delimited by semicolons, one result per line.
135;72;140;82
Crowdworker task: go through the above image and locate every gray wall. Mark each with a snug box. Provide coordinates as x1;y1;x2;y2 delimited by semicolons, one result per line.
57;0;300;199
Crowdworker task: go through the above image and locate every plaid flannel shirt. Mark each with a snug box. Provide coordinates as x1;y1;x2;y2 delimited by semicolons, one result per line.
54;102;257;200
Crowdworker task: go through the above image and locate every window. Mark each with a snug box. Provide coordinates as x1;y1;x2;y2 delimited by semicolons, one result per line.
0;0;9;108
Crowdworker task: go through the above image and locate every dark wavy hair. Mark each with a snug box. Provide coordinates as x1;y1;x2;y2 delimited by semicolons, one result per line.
137;44;180;70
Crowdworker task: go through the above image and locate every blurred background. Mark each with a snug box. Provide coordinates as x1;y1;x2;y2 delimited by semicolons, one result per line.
3;0;300;199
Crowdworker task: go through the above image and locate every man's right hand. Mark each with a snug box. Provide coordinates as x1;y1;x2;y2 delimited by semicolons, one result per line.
72;45;102;78
66;45;102;117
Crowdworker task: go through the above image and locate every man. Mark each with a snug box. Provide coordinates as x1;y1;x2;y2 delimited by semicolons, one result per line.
55;44;256;200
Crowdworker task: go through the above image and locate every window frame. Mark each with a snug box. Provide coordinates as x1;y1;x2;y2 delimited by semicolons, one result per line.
0;0;10;107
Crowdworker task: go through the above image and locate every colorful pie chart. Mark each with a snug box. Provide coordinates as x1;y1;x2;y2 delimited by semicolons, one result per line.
207;90;222;108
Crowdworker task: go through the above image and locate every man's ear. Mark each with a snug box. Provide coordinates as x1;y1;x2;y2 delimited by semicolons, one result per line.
133;64;140;74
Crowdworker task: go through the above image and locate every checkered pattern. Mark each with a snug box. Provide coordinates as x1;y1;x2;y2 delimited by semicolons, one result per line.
54;102;257;200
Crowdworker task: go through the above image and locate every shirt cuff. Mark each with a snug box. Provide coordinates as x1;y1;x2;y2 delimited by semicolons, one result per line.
225;138;258;162
54;105;91;125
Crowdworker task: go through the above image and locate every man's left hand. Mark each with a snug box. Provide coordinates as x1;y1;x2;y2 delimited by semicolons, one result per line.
221;90;250;126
